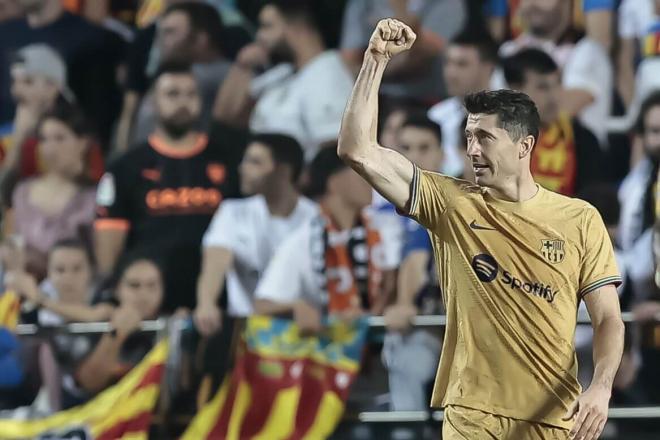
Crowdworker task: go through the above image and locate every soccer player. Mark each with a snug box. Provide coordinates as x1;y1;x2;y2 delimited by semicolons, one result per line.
338;19;624;440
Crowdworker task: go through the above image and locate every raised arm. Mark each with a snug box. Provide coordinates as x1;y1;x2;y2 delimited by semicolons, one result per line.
337;19;417;210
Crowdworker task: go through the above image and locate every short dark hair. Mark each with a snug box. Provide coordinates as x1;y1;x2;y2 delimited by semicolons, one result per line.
152;61;195;87
450;31;499;65
49;238;95;268
502;48;558;88
401;111;443;145
636;91;660;134
464;89;541;143
164;2;225;53
578;184;620;227
250;133;304;182
305;145;346;198
263;0;319;29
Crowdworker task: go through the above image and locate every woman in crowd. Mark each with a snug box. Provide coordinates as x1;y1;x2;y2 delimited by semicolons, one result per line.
8;255;164;408
8;104;97;280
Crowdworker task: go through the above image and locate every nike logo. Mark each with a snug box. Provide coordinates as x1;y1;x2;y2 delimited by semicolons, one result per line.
470;220;497;231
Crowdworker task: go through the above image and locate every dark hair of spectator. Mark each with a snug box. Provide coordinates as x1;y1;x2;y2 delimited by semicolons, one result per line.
94;251;164;305
464;90;541;143
636;90;660;134
401;111;443;145
502;48;558;88
49;238;95;269
578;184;621;227
164;2;225;54
263;0;320;30
152;61;195;85
38;102;94;139
305;146;347;198
250;133;305;182
450;30;499;65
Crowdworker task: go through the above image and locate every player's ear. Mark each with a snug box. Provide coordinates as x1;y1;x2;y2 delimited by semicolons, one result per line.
519;135;535;159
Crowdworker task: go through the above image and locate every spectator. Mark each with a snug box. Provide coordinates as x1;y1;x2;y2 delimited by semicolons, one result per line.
0;0;125;146
10;255;163;408
120;2;234;150
214;0;354;161
616;0;658;108
427;31;498;177
254;148;399;331
7;105;97;279
503;48;605;196
619;92;660;305
194;133;317;336
5;238;94;411
95;62;239;313
382;112;443;411
339;0;467;102
486;0;615;50
498;0;613;144
1;44;70;174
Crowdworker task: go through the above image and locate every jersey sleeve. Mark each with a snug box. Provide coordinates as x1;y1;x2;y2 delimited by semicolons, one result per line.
578;207;622;298
94;162;132;233
202;202;236;249
254;225;312;305
404;166;466;231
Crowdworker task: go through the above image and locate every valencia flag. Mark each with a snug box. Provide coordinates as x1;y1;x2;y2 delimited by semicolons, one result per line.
181;315;369;440
0;339;168;439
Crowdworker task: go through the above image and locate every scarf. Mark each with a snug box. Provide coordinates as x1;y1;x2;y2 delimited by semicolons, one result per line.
310;207;383;314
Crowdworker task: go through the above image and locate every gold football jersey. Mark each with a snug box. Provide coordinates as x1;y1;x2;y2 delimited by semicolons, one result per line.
407;167;621;429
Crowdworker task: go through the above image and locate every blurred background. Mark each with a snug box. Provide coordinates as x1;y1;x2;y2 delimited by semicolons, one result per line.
0;0;659;438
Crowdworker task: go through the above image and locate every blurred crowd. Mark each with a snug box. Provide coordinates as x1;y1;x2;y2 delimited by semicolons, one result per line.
0;0;660;436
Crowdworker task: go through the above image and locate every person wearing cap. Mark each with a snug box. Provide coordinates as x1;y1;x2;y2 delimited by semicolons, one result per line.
1;44;72;174
0;44;104;209
0;0;125;146
253;147;399;332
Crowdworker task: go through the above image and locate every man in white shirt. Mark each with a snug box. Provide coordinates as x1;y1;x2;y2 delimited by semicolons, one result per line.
427;32;498;177
193;133;317;336
254;148;399;331
498;0;613;145
214;0;354;161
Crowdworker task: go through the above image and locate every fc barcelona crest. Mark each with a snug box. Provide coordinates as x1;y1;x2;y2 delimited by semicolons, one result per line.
541;239;565;264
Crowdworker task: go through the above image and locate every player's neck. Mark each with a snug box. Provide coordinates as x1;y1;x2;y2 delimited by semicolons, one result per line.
488;174;538;203
321;195;360;230
263;183;299;218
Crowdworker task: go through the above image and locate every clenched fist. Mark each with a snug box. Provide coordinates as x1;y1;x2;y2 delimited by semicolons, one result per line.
368;18;417;61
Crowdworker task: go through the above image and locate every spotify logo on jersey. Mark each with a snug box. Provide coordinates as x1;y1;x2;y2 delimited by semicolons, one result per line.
472;254;499;282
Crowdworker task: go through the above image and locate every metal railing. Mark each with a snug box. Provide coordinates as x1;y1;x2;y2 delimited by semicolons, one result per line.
13;311;660;424
13;310;640;335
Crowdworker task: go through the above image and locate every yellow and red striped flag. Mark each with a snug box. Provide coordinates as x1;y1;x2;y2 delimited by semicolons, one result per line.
0;338;168;439
181;315;369;440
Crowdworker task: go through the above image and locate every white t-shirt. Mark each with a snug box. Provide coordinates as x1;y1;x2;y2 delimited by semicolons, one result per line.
427;97;466;177
562;38;613;144
202;195;318;317
255;211;400;308
618;0;655;39
249;51;355;161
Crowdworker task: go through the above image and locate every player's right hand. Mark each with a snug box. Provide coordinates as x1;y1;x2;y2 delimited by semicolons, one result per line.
368;18;417;61
193;304;222;336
